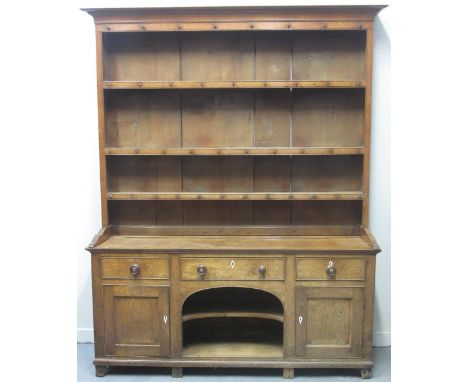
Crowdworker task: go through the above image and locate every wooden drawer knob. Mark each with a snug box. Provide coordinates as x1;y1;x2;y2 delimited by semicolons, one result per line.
326;260;336;278
197;265;207;277
129;264;140;277
258;264;267;276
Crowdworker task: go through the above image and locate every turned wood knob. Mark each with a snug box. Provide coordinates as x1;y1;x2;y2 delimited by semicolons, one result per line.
326;261;336;278
129;264;140;277
197;265;207;276
258;264;267;276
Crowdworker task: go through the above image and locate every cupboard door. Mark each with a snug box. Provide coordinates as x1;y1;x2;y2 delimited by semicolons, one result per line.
103;285;170;357
296;287;364;358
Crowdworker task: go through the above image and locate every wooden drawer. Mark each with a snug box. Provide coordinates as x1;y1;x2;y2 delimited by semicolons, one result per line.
296;257;366;281
181;257;285;281
101;256;169;280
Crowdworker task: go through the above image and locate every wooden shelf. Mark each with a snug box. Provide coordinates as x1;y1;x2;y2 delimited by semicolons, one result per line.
107;192;364;201
182;341;283;358
105;147;365;156
103;80;366;90
183;302;283;323
183;311;283;323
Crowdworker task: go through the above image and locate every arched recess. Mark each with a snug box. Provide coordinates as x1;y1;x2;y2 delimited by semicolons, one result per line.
182;287;284;358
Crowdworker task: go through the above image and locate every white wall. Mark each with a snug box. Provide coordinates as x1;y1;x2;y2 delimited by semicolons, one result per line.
75;0;391;346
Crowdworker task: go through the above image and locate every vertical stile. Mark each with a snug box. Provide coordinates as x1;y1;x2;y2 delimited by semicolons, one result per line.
96;31;109;225
362;26;374;227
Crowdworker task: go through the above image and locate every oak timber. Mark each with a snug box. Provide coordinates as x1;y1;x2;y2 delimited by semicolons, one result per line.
84;5;385;379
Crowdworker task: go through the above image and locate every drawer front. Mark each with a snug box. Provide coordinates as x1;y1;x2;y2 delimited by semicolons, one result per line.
101;257;169;280
181;257;285;281
296;257;366;281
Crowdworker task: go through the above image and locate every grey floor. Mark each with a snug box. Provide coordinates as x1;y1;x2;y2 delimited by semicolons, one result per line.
78;344;390;381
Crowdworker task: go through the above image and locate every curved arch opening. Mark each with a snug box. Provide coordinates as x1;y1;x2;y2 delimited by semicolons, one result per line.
182;287;284;358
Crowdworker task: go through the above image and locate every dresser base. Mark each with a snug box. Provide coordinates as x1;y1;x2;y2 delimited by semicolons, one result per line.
94;357;373;379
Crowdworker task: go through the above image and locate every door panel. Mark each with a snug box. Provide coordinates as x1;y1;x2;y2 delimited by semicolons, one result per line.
296;287;364;358
103;285;170;357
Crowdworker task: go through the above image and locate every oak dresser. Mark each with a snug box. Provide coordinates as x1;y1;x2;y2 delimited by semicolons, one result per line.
83;5;386;379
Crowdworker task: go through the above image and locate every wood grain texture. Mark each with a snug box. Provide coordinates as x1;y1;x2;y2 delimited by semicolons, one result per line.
295;287;364;358
292;89;365;147
182;342;283;358
292;31;366;81
105;90;181;148
103;80;365;89
255;32;291;81
254;90;291;147
95;32;108;225
94;235;375;252
180;257;285;281
103;285;170;357
101;256;170;279
84;6;386;22
361;27;374;227
111;225;363;237
296;257;366;281
103;33;180;81
182;90;254;147
170;254;183;358
181;32;254;81
84;6;386;32
93;357;373;369
105;147;366;155
108;200;364;226
107;191;364;201
291;156;363;192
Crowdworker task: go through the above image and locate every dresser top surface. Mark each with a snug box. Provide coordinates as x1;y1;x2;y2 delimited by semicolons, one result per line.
93;234;377;253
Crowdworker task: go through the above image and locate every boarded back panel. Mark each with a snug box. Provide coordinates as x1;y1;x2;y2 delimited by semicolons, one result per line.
105;90;181;148
220;157;254;192
292;31;366;81
157;201;183;225
107;157;182;192
183;157;220;192
254;201;291;225
183;201;220;225
183;201;254;225
255;90;291;147
103;32;180;81
217;201;254;225
291;201;362;225
292;156;363;192
291;89;364;147
155;157;182;192
255;32;291;81
254;157;291;192
182;90;254;147
108;201;157;225
181;32;254;81
107;156;157;192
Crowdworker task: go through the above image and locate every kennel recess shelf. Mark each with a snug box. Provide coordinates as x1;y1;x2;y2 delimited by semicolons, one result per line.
182;310;283;323
182;304;284;323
